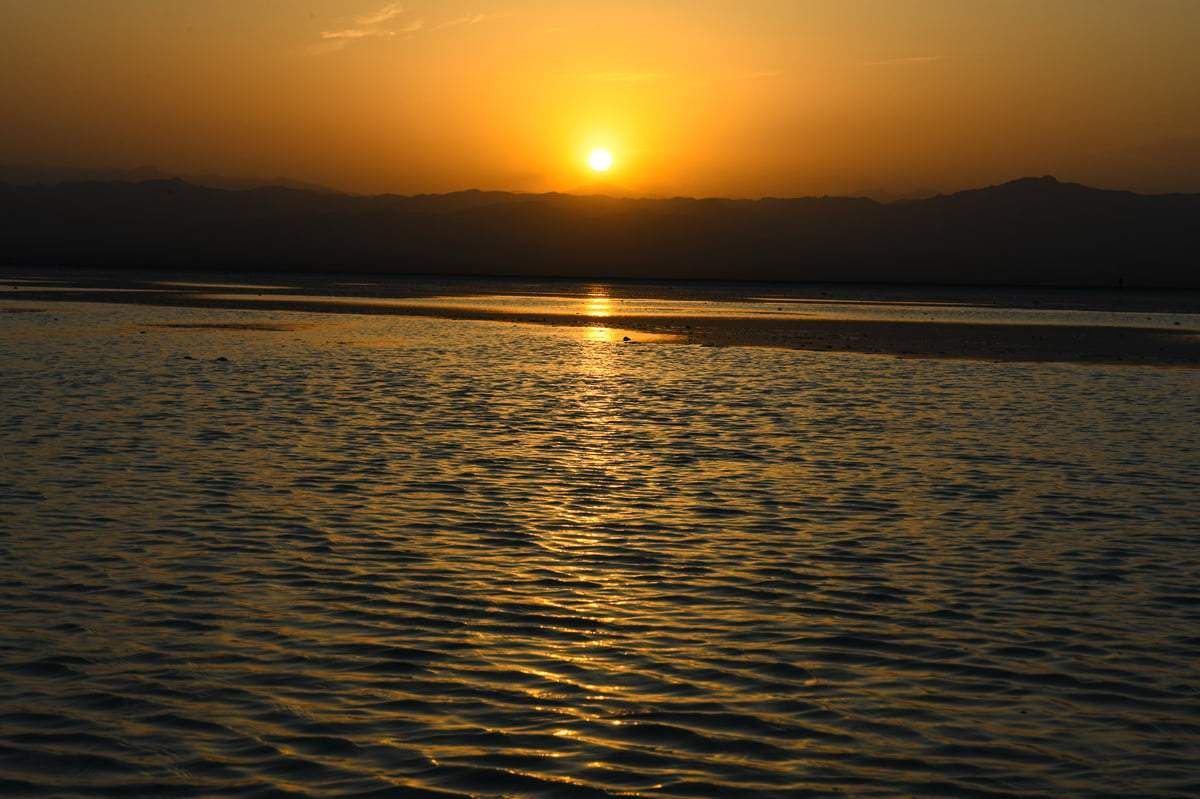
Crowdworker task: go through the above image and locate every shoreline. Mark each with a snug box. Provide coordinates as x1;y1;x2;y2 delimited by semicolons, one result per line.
3;269;1199;367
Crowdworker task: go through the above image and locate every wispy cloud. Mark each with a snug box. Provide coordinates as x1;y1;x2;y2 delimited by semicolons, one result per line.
436;12;505;29
357;3;403;26
320;29;392;40
862;55;943;67
312;3;420;54
589;72;671;82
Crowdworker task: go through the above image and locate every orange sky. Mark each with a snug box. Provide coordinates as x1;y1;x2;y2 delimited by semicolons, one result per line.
3;1;1199;197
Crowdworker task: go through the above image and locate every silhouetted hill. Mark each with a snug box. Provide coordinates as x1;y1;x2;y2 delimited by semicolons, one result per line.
564;181;657;199
1;176;1196;287
850;186;941;204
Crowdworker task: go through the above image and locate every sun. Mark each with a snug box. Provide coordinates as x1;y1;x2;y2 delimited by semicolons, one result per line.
588;149;613;172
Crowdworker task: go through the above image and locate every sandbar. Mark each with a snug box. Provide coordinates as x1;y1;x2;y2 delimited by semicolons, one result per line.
3;268;1199;367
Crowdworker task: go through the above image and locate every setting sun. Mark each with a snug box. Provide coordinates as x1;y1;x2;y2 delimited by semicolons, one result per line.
588;149;613;172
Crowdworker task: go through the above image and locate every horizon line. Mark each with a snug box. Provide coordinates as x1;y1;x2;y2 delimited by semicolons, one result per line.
4;164;1199;201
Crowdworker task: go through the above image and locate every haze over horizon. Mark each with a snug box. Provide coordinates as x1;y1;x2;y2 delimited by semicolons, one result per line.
4;1;1200;199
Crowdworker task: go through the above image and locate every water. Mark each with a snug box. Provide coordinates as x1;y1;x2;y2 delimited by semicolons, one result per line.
2;298;1200;798
192;291;1200;330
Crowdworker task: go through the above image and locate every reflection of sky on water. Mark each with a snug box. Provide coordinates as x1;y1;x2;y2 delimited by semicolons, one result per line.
193;291;1200;330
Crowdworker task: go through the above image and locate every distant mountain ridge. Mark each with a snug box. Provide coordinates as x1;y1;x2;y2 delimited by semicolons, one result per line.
564;181;662;199
1;175;1197;288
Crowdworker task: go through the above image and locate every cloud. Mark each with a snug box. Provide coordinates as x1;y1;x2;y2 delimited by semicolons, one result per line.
320;29;393;40
311;3;421;54
357;3;403;26
862;56;943;67
443;13;486;27
438;12;501;29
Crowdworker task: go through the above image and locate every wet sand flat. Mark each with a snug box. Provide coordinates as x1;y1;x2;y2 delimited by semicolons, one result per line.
4;269;1200;366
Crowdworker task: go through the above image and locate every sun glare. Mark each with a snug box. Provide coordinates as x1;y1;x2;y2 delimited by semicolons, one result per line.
588;149;613;172
584;291;612;317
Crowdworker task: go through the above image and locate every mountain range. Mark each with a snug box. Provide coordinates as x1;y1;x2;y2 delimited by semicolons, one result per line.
1;174;1196;288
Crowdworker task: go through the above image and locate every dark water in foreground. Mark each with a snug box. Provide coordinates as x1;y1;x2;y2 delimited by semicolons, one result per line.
2;300;1200;798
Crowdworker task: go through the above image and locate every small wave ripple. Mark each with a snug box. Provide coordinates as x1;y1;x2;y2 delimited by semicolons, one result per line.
1;302;1199;797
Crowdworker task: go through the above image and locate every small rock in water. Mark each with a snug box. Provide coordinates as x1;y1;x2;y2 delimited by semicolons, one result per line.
215;356;229;362
623;336;632;341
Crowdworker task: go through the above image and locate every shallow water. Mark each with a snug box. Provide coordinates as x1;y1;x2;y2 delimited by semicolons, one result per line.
190;290;1200;330
2;300;1200;798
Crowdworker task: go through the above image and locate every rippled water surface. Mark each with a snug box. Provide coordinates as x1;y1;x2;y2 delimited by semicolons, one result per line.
3;299;1200;798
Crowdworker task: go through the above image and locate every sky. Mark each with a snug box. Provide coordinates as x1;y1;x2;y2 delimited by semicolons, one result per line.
3;0;1200;198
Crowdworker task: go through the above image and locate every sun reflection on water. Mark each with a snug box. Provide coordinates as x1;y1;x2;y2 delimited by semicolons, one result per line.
582;289;612;318
582;326;616;344
516;310;650;708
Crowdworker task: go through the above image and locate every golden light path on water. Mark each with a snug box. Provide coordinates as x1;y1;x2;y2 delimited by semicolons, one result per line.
440;307;676;789
583;289;613;318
